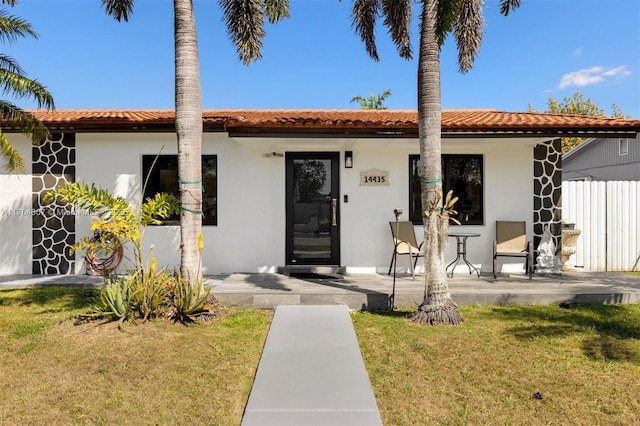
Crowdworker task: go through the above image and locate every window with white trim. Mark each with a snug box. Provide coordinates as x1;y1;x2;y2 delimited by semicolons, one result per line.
619;139;629;156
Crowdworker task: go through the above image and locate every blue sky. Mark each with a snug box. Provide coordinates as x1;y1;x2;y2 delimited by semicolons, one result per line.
8;0;640;117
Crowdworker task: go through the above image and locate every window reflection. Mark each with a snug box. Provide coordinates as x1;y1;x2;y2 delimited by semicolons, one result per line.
292;159;331;259
409;155;483;225
142;155;217;226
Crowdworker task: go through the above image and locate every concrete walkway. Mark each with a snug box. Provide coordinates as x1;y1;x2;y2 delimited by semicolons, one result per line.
241;305;382;426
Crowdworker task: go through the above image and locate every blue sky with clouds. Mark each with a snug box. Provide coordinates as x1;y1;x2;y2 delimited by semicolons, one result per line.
8;0;640;117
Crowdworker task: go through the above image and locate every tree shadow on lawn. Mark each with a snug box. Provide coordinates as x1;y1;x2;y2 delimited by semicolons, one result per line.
481;304;640;364
0;286;96;313
359;309;414;319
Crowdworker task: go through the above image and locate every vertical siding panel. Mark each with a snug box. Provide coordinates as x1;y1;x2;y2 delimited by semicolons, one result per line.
575;181;585;268
587;181;595;270
606;181;614;271
563;180;640;271
620;181;628;271
615;181;623;271
610;181;623;271
631;182;640;271
616;180;623;271
596;181;607;271
620;181;629;271
587;182;596;269
583;181;592;269
622;181;630;270
580;181;589;268
571;181;582;268
631;181;638;271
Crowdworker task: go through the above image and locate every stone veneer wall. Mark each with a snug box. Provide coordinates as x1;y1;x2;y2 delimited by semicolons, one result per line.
32;133;75;274
533;139;562;255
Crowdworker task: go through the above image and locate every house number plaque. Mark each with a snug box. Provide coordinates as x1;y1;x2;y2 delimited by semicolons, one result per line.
360;169;390;186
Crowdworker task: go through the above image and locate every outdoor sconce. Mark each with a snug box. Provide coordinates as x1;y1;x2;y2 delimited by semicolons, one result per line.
345;151;353;168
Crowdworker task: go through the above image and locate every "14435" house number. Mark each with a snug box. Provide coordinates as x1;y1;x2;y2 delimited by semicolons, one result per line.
360;169;390;186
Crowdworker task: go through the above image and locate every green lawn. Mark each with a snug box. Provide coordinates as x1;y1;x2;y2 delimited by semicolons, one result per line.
353;305;640;425
0;286;271;425
1;286;639;425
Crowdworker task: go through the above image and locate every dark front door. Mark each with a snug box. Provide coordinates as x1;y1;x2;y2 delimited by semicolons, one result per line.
286;153;340;265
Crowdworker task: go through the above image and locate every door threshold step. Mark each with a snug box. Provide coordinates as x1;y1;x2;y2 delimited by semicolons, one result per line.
278;266;346;278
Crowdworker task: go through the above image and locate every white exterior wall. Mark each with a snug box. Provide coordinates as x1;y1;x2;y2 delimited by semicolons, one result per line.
0;132;537;276
0;135;33;274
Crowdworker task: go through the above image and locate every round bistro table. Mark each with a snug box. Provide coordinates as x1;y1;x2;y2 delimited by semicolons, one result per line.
446;232;481;277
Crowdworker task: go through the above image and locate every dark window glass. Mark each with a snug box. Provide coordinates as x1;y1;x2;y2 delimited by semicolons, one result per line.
142;155;217;226
409;154;483;225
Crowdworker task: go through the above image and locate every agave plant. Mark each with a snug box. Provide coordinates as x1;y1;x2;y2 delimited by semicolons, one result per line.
129;264;173;322
168;275;219;325
96;276;135;330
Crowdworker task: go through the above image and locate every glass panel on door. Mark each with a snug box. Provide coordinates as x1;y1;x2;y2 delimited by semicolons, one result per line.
286;153;339;265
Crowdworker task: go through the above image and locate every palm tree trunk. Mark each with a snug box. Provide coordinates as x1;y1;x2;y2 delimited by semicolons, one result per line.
410;0;463;325
174;0;203;287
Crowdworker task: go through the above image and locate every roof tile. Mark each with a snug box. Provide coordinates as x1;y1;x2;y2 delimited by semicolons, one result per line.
17;109;640;134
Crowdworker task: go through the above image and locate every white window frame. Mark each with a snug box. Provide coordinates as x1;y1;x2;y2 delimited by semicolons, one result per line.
619;139;629;156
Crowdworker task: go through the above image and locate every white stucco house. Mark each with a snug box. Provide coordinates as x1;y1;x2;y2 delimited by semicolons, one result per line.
1;109;639;276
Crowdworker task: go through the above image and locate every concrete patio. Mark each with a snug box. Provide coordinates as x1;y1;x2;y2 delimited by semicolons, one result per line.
2;270;639;309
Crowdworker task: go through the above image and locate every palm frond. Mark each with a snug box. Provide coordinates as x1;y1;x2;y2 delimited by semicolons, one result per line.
351;0;381;61
0;130;25;173
0;54;24;75
0;102;50;144
264;0;290;24
0;70;55;109
381;0;412;59
436;0;461;48
219;0;266;65
101;0;135;22
0;9;38;43
350;88;392;109
1;1;19;6
454;0;484;73
140;193;179;226
349;95;368;108
44;182;139;238
499;0;522;16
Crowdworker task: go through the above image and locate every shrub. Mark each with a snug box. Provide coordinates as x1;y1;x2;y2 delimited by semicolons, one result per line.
168;275;220;325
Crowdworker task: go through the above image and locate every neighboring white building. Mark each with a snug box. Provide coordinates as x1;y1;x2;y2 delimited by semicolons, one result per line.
1;109;638;276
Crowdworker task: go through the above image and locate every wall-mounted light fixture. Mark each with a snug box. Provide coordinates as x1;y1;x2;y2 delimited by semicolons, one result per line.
345;151;353;168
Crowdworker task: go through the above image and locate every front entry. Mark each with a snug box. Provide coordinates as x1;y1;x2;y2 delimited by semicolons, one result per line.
286;153;340;265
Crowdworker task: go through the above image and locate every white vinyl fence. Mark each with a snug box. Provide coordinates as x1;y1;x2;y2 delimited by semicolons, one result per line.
562;181;640;271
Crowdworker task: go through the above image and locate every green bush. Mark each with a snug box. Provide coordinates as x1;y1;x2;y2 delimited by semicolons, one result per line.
130;266;173;321
87;264;218;329
96;277;134;329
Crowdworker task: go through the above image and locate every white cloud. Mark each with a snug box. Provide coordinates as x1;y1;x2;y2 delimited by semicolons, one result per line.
602;65;631;78
574;46;584;56
558;66;631;89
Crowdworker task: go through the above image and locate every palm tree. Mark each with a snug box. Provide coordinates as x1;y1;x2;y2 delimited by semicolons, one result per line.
350;0;521;325
350;88;391;109
0;1;54;172
101;0;289;286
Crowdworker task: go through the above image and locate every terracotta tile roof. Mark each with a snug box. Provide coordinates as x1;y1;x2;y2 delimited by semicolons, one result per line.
16;109;640;136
